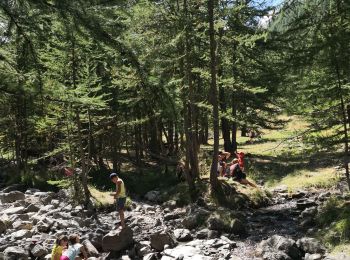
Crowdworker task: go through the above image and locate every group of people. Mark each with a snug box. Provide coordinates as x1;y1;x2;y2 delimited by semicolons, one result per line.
50;173;127;260
51;234;87;260
218;150;257;187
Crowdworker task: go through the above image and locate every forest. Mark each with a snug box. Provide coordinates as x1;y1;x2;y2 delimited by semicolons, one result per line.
0;0;350;259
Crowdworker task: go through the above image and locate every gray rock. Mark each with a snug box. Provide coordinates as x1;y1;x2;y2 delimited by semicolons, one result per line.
0;220;6;234
229;218;246;235
143;253;157;260
83;239;99;257
0;191;25;203
324;253;350;260
173;229;192;242
11;229;32;239
256;235;302;260
12;220;33;230
150;231;177;251
25;204;40;213
261;251;292;260
31;244;47;257
4;246;28;260
36;218;54;232
296;200;317;210
3;206;25;215
144;190;161;202
163;200;177;210
272;185;288;193
296;237;326;254
182;215;198;230
196;229;209;239
300;207;317;219
102;227;133;252
304;253;323;260
136;241;152;257
208;230;219;239
164;213;180;221
162;245;212;260
207;216;225;231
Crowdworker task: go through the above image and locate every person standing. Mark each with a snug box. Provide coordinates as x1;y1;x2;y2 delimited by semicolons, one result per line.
109;173;126;229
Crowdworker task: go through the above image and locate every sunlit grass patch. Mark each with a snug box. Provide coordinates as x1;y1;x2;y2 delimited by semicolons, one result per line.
89;185;115;206
331;243;350;256
316;196;350;251
268;167;339;191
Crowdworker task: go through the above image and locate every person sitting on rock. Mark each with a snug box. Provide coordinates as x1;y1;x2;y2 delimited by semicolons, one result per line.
229;159;257;188
109;172;127;229
60;234;87;260
235;151;245;171
218;151;231;177
51;235;68;260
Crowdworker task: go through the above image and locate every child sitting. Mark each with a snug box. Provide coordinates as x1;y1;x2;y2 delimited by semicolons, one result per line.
51;235;68;260
60;234;87;260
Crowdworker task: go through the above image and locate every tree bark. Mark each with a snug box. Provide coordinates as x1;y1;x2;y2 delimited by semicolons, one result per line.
208;0;220;191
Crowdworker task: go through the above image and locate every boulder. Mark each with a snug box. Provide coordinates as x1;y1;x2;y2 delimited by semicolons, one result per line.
272;185;288;193
173;229;192;242
0;220;6;234
136;241;152;257
229;218;246;235
150;231;176;251
11;229;32;240
296;237;326;254
83;239;99;257
323;253;350;260
144;191;161;202
2;184;25;193
3;206;25;215
102;227;133;252
31;244;47;257
196;229;209;239
13;220;33;230
256;235;302;260
25;204;40;213
296;200;317;211
260;251;292;260
143;253;157;260
4;246;29;260
300;207;317;219
304;253;323;260
163;200;177;210
182;215;198;230
0;191;25;203
36;218;54;232
207;216;226;231
162;245;212;260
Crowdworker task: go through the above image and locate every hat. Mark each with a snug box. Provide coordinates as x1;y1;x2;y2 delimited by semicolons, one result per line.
109;173;118;179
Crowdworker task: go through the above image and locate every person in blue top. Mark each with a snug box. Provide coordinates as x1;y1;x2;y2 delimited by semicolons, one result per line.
60;234;87;260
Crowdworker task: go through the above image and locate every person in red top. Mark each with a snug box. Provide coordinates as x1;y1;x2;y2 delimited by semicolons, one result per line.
235;151;245;171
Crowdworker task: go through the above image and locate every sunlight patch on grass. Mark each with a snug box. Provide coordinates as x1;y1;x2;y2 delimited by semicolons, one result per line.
270;167;339;191
331;243;350;255
89;185;115;206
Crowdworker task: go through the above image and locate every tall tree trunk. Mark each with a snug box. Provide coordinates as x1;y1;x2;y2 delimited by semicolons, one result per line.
76;110;90;207
208;0;219;191
335;64;350;190
232;94;238;152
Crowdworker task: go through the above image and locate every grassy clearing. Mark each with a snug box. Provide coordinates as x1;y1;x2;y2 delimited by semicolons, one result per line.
315;196;350;253
267;167;339;191
89;185;115;206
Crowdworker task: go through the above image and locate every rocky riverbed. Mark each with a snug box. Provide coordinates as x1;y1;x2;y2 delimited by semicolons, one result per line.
0;185;349;260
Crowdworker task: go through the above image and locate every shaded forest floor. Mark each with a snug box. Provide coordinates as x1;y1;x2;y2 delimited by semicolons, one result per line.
89;115;350;256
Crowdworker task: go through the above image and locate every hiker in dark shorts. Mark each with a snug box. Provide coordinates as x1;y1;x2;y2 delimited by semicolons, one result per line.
218;151;231;177
229;159;257;187
109;173;127;229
